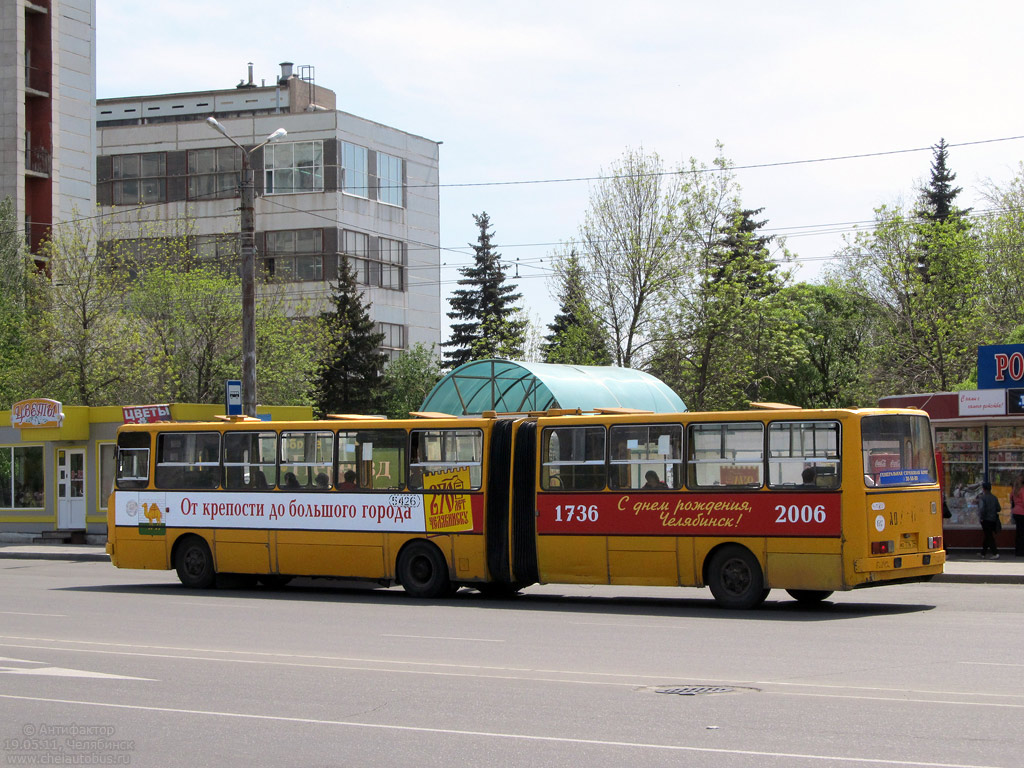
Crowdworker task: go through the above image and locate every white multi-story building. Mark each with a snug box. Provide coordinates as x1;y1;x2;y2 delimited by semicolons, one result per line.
96;62;441;357
0;0;95;263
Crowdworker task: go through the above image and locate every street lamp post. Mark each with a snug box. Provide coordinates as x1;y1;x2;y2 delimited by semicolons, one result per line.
206;117;286;417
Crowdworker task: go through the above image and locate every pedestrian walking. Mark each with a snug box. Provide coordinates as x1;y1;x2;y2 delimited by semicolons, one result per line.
1011;473;1024;557
978;481;1002;560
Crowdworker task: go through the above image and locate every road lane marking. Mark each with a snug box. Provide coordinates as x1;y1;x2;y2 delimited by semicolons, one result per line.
383;634;504;642
0;693;1005;768
0;637;1020;709
0;665;153;680
0;611;66;617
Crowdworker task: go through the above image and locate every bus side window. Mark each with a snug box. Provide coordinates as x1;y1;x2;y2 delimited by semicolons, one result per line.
540;426;606;491
687;422;764;489
224;431;278;490
338;429;406;490
409;428;482;491
155;432;220;490
280;430;333;490
609;424;683;490
767;421;841;490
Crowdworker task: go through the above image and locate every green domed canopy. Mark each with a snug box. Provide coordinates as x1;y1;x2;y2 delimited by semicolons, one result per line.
419;360;686;415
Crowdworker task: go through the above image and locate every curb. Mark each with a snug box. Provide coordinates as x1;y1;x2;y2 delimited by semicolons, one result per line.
0;549;110;563
933;572;1024;585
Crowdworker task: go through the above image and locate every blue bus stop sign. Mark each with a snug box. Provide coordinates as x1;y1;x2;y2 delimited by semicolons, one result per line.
225;380;242;416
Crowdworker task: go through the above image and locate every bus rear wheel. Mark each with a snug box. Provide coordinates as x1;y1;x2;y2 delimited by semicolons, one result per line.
707;546;769;609
174;536;215;589
397;541;452;599
786;589;833;604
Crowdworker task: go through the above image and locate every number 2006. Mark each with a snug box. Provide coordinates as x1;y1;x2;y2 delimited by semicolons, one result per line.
775;504;826;524
554;504;599;522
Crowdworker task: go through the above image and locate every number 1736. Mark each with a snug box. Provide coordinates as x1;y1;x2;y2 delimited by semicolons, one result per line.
553;504;599;522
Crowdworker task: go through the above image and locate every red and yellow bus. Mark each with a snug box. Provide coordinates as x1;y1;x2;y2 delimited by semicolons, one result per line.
108;406;944;609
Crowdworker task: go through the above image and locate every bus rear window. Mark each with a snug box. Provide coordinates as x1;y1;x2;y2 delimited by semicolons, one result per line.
862;414;936;487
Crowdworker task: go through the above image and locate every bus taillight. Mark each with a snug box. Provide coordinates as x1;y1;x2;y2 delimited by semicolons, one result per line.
871;540;895;555
927;536;942;550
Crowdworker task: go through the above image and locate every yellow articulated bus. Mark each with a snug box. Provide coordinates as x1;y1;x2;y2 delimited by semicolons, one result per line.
107;406;945;609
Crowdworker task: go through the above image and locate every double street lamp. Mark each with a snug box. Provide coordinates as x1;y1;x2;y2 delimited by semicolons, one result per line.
205;117;287;417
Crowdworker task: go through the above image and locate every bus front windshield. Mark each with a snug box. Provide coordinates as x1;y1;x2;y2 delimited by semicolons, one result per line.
862;414;936;487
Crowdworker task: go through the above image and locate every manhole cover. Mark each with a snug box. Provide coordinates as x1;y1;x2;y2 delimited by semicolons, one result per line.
655;686;734;696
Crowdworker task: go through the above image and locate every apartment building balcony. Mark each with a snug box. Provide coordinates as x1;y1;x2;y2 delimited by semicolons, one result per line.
26;146;51;177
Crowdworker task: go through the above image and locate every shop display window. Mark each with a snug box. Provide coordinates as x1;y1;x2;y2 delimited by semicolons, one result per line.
987;425;1024;526
935;426;984;528
0;446;44;509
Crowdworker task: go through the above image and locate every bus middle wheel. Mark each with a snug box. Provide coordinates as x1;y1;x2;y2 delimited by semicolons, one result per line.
397;541;452;598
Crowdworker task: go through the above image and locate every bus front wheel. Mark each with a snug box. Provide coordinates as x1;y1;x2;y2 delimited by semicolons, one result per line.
707;546;769;609
397;541;452;598
174;536;216;589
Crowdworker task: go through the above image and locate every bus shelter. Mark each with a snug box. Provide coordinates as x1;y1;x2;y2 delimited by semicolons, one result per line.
419;360;686;415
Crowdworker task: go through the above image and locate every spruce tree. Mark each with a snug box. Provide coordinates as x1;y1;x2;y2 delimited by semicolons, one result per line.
444;212;526;368
313;255;387;415
543;250;612;365
915;138;972;281
919;138;965;223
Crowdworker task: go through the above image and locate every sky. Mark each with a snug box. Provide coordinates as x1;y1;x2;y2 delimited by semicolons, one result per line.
96;0;1024;337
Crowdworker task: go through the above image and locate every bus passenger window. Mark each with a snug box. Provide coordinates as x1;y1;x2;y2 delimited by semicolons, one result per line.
540;426;606;491
338;430;406;490
767;421;840;490
409;429;482;491
154;432;221;490
223;431;278;490
687;423;764;489
280;430;333;490
608;424;682;490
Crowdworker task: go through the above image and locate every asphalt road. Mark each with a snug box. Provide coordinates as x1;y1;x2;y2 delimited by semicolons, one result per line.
0;559;1021;768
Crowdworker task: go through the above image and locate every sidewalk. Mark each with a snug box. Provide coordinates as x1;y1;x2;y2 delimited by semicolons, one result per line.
0;543;1022;583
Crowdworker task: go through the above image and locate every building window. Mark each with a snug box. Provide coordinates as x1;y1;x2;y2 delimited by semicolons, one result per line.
342;142;368;198
0;446;44;508
265;229;323;281
264;141;324;194
111;153;166;204
378;238;405;290
340;231;405;292
193;234;239;266
98;443;116;510
187;147;241;200
377;322;405;361
377;152;403;206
